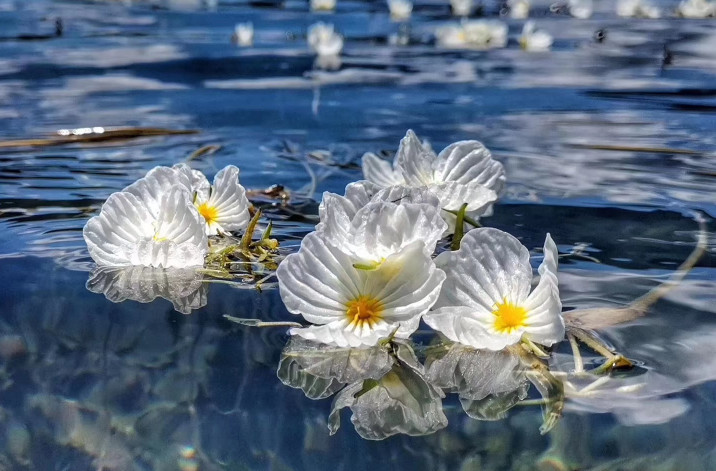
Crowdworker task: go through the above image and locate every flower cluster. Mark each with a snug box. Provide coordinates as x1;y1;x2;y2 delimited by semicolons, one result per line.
83;164;251;268
277;130;565;354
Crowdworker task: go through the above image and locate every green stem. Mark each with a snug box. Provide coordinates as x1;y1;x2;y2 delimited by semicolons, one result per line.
450;203;469;251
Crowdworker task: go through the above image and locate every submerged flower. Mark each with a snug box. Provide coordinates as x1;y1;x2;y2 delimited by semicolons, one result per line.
450;0;474;16
362;130;504;233
519;21;553;51
388;0;413;20
423;228;564;351
84;185;207;268
310;0;336;11
190;165;251;236
308;22;344;57
508;0;530;19
436;20;508;49
276;231;445;347
677;0;714;17
232;22;254;46
616;0;661;18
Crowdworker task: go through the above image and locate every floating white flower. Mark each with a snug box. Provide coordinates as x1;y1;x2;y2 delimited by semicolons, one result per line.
310;0;336;11
435;20;508;49
567;0;593;18
308;22;344;57
84;185;207;268
317;185;446;266
362;130;504;233
519;21;553;51
233;22;254;46
276;230;445;347
616;0;661;18
677;0;715;17
423;228;564;351
450;0;474;16
508;0;530;19
388;0;413;20
189;165;251;236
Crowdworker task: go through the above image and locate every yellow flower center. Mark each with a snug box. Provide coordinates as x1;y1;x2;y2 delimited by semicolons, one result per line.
345;295;384;330
493;299;528;334
197;202;219;225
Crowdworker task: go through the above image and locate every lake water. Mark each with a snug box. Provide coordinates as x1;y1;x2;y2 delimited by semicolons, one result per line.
0;0;715;469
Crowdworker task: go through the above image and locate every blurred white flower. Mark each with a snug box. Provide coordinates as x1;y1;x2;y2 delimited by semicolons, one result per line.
311;0;336;12
276;231;445;347
424;228;564;351
616;0;661;17
508;0;530;19
519;21;553;51
84;185;207;268
677;0;715;17
567;0;593;18
308;22;344;56
362;130;504;233
388;0;413;20
436;20;508;49
233;22;254;46
450;0;474;16
190;165;251;236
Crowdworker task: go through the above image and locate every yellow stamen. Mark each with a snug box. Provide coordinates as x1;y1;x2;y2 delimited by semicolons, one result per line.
493;299;528;334
345;295;384;330
197;202;219;225
153;233;168;242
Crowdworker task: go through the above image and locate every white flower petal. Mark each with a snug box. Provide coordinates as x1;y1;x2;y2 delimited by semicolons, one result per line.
523;233;564;346
122;166;193;217
434;228;532;312
423;307;521;351
290;320;396;348
205;165;251;235
435;140;506;195
362;152;404;188
174;163;210;200
397;130;438;186
372;185;441;208
277;232;363;324
154;186;208;248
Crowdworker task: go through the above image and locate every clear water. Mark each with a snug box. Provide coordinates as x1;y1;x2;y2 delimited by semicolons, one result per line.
0;0;715;469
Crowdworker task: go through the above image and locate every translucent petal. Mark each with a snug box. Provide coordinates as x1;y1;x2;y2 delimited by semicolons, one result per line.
122;166;193;217
174;163;210;200
423;306;521;351
154;186;208;248
205;165;251;235
523;233;564;346
362;152;404;188
435;140;506;195
396;130;438;186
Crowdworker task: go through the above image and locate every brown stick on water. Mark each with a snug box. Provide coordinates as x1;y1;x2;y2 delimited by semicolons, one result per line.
564;216;709;331
0;127;198;149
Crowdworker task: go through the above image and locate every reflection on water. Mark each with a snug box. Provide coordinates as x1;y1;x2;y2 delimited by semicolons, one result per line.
0;0;715;469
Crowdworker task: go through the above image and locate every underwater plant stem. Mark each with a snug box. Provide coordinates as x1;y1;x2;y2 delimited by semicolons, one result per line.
451;203;469;250
223;315;303;328
567;333;584;374
240;210;263;250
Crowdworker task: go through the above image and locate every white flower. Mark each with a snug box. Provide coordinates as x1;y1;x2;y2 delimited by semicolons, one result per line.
189;165;251;236
567;0;593;18
519;21;553;51
308;22;344;57
276;232;446;347
388;0;413;20
362;130;504;233
436;20;508;49
310;0;336;11
423;228;564;351
233;22;254;46
317;185;446;266
450;0;474;16
84;185;207;268
677;0;715;17
616;0;661;18
508;0;530;19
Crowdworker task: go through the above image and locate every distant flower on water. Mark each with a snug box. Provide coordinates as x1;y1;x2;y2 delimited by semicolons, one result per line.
508;0;530;19
190;165;251;236
616;0;661;18
308;22;344;57
450;0;474;16
233;22;254;46
519;21;553;51
311;0;336;12
277;200;446;348
567;0;593;18
676;0;715;17
423;228;564;351
388;0;413;20
435;20;508;49
362;130;504;233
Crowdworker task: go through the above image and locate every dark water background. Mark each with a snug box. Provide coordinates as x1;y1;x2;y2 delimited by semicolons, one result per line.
0;0;715;469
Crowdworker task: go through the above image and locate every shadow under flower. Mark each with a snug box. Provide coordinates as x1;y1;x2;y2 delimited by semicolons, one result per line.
86;265;208;314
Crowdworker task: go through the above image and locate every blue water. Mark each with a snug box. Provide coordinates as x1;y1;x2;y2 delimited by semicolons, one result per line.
0;0;715;469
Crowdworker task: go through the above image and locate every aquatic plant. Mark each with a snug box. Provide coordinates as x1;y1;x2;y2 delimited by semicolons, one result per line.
616;0;661;18
507;0;530;19
567;0;593;18
307;22;344;57
676;0;715;17
190;165;251;236
232;22;254;46
387;0;413;20
435;20;508;49
450;0;474;17
520;21;554;51
362;130;504;233
311;0;336;12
